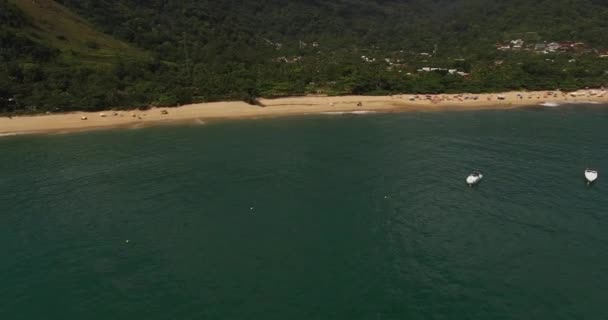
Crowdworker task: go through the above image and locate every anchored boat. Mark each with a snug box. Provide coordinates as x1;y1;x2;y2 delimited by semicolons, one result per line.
466;171;483;186
585;169;598;185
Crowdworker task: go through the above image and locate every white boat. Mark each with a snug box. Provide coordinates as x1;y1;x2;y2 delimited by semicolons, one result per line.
466;171;483;186
585;169;598;185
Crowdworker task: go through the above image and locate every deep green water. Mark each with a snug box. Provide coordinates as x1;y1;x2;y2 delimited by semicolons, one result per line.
2;105;608;319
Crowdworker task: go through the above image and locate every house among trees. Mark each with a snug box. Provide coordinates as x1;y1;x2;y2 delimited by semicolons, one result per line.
495;43;511;51
546;42;561;52
417;67;469;76
361;55;376;63
534;43;546;52
495;39;524;51
571;42;587;53
558;41;575;51
511;39;524;50
274;56;302;63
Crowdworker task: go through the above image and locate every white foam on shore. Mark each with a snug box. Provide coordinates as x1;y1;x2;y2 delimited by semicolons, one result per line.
540;102;561;107
0;132;18;137
541;101;604;107
321;110;378;115
570;101;602;104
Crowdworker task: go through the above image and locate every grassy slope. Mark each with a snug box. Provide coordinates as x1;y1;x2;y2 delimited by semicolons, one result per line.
10;0;146;64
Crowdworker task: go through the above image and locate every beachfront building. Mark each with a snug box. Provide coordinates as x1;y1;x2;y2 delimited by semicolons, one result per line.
418;67;469;77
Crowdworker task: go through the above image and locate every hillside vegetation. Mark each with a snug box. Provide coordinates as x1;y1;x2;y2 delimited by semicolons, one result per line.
12;0;143;62
3;0;608;113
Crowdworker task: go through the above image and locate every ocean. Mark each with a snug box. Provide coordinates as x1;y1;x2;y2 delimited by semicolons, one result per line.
1;104;608;319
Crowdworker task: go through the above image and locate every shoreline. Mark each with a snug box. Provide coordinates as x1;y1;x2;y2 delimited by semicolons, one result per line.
1;90;608;136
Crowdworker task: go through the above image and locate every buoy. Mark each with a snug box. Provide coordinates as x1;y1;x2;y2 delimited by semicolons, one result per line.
125;240;130;243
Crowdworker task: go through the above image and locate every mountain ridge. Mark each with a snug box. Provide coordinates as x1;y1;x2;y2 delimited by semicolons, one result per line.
2;0;608;113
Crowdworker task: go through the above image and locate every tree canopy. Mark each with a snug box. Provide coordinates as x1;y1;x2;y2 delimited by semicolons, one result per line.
2;0;608;113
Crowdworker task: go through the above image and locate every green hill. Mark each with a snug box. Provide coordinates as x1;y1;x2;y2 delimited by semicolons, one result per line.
11;0;144;62
2;0;144;64
3;0;608;113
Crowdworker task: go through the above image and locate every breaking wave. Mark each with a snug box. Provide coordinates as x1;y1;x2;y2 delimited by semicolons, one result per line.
0;132;19;137
321;110;378;115
541;101;604;107
540;102;561;107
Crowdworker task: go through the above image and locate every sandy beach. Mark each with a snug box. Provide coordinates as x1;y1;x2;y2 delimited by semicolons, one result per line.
1;90;607;136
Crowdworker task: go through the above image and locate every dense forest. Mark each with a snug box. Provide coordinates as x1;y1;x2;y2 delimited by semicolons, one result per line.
3;0;608;113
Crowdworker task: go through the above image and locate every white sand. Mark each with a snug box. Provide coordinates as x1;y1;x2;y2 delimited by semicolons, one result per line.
1;90;607;136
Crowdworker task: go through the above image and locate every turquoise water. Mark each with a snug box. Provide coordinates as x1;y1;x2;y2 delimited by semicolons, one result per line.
1;105;608;319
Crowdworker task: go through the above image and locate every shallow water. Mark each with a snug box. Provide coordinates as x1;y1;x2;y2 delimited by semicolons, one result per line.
1;104;608;319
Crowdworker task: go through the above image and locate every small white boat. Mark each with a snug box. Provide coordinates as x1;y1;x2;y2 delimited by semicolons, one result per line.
466;171;483;186
585;169;598;185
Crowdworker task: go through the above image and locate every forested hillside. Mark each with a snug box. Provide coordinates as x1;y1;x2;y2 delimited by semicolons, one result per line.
3;0;608;113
